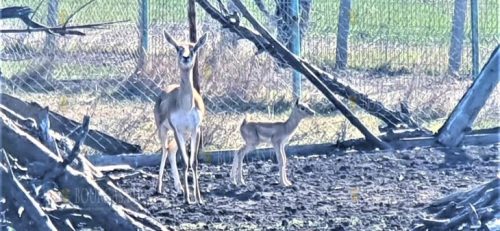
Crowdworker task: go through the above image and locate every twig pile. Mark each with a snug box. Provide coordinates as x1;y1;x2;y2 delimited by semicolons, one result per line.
0;104;165;230
413;177;499;231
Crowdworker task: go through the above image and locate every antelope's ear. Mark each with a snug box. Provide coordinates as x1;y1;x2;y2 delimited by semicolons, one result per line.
163;30;180;51
193;33;208;53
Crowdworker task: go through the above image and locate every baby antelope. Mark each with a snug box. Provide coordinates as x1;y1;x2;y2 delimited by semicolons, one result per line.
230;99;315;186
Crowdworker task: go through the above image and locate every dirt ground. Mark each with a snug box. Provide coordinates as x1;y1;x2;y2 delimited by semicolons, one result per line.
116;144;499;230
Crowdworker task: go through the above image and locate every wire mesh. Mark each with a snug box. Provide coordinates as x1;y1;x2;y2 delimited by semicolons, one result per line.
1;0;498;159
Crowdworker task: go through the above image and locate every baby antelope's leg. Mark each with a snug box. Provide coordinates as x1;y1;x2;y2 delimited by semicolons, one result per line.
231;144;256;185
230;149;240;185
280;144;292;186
238;144;257;185
274;143;291;187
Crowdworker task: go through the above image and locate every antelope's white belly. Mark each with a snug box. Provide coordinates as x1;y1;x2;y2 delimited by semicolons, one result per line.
169;109;202;132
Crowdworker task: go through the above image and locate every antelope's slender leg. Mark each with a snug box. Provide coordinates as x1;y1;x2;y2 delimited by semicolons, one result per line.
280;143;292;186
189;128;201;203
173;128;192;204
157;127;168;193
273;144;285;186
193;130;203;203
167;139;182;194
230;149;240;185
235;143;257;185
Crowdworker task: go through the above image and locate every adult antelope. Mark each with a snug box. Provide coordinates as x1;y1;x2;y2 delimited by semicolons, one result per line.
154;30;207;204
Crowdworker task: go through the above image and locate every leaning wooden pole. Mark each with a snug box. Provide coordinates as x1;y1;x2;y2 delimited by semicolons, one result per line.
438;45;499;147
188;0;201;93
229;0;391;150
195;0;419;130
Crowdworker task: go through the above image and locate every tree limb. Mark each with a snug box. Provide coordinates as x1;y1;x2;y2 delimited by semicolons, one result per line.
1;151;58;231
0;111;163;230
195;0;420;130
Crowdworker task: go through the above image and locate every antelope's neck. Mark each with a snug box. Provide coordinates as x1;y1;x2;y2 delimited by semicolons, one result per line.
284;110;302;134
178;69;195;111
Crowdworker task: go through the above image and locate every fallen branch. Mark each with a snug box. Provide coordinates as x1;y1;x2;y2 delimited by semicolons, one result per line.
88;130;500;168
1;93;141;154
88;143;338;167
42;115;90;182
0;104;38;134
1;105;151;216
0;5;129;35
0;20;130;35
36;106;63;158
0;151;58;231
0;111;163;230
195;0;419;130
413;177;500;231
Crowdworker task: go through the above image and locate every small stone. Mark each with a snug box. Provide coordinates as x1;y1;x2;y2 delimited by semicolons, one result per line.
284;206;297;214
255;162;263;169
303;165;314;173
252;192;262;201
214;173;224;179
401;153;411;160
338;165;349;171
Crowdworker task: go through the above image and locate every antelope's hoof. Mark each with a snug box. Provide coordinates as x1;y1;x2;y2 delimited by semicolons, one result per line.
185;198;195;205
174;184;184;195
154;190;163;196
281;181;293;187
237;178;246;186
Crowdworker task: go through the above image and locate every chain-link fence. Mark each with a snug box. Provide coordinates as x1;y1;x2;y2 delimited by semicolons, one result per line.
1;0;499;156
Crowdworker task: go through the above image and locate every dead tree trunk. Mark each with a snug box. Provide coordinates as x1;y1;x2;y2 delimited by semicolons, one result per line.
0;93;142;154
438;45;499;147
0;105;152;216
0;111;165;230
1;152;58;231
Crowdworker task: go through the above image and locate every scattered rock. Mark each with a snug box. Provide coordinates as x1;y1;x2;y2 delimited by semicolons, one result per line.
113;146;496;230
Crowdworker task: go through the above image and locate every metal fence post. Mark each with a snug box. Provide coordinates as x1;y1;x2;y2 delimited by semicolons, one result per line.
138;0;149;71
448;0;467;76
335;0;351;70
44;0;58;54
291;0;302;98
471;0;479;78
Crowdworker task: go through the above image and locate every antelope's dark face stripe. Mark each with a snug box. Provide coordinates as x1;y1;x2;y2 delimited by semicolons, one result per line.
178;44;196;59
